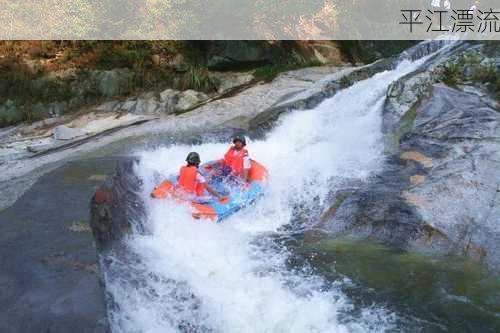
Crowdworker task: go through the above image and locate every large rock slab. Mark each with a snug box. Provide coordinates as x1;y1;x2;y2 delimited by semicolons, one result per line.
321;83;500;270
0;159;112;333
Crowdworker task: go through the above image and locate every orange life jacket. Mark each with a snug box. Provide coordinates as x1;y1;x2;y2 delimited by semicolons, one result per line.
177;165;205;196
223;146;248;176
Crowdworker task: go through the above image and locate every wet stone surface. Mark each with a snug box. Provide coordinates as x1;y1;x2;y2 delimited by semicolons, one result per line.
0;158;119;333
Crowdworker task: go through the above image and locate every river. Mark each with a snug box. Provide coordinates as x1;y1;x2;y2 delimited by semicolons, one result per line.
96;47;500;333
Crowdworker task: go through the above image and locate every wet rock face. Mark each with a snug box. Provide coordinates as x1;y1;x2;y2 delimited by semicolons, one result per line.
322;83;500;269
0;158;113;333
90;158;146;252
399;85;500;266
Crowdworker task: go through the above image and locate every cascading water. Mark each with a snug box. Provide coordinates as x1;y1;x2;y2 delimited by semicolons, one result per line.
103;48;446;333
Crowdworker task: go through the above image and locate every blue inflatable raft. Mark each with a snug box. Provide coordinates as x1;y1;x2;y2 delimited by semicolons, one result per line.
151;160;268;222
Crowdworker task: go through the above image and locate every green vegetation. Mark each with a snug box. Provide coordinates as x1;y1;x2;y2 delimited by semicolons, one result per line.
0;41;182;127
441;63;462;87
0;40;426;127
178;65;219;93
472;64;498;84
0;56;74;125
439;51;500;99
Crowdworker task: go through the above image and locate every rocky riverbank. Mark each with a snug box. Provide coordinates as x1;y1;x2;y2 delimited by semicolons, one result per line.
319;41;500;271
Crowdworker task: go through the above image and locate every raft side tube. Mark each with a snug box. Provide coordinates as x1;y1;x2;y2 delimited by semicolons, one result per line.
248;160;267;182
151;180;174;199
191;202;217;221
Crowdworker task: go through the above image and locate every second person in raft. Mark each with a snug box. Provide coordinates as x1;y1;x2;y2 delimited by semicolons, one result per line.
214;135;251;182
177;152;226;201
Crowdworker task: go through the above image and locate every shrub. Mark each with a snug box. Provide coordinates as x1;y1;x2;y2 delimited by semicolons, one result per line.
473;64;500;99
179;65;218;93
95;42;154;69
0;57;35;102
440;57;500;100
440;63;462;87
59;47;80;63
472;64;497;83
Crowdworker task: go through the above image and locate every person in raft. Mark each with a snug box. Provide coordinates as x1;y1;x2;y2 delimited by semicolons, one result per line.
177;152;225;201
217;135;251;182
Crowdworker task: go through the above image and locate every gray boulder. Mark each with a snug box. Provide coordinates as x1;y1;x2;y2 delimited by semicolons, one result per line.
175;90;208;112
95;100;120;113
159;88;180;114
159;88;179;103
134;97;162;115
210;72;254;94
117;98;137;113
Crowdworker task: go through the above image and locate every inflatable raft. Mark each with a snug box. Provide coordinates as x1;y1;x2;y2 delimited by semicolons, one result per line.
151;160;268;222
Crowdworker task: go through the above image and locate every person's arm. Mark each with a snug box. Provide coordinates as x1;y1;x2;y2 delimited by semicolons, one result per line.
242;153;251;182
197;171;224;199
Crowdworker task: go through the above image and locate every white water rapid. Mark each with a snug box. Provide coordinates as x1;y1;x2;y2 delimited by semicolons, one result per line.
104;52;439;333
